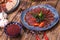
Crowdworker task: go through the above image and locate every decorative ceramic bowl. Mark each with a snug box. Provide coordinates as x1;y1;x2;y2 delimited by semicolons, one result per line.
0;0;20;13
4;22;22;37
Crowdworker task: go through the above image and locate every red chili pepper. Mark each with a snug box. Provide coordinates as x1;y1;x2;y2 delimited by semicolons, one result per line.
7;0;12;2
1;4;7;11
0;6;2;12
43;32;49;40
36;35;41;40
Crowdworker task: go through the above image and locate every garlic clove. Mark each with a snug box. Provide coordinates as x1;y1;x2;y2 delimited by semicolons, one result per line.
0;19;8;28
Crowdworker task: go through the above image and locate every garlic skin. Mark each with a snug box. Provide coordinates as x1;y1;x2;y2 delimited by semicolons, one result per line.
0;12;7;19
2;11;7;19
0;12;8;28
0;19;8;27
0;13;4;19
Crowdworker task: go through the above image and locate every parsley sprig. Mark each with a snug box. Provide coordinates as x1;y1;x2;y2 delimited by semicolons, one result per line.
32;11;44;22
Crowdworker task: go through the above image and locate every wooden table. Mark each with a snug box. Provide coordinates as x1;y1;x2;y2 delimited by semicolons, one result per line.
0;0;60;40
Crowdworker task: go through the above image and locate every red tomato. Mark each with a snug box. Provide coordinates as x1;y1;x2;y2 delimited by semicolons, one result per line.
34;23;39;26
39;21;45;27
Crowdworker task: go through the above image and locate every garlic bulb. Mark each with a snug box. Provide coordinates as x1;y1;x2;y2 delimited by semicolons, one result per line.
0;11;7;19
0;13;4;19
0;19;8;27
2;11;7;19
0;12;8;28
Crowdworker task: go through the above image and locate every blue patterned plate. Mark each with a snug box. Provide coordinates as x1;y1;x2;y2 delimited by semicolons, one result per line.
20;4;59;31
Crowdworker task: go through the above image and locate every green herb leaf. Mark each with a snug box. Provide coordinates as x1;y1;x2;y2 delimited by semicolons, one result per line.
39;11;43;17
32;14;38;18
31;11;44;23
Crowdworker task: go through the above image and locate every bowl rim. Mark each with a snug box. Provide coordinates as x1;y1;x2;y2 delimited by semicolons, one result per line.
6;0;20;14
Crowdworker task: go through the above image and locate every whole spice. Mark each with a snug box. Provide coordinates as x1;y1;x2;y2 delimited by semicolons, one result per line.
36;35;41;40
6;24;20;36
43;32;49;40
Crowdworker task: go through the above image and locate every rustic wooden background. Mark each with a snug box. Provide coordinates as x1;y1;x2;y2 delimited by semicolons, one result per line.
0;0;60;40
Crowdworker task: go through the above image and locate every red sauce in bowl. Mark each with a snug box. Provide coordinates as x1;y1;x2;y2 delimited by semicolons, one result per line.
6;24;20;36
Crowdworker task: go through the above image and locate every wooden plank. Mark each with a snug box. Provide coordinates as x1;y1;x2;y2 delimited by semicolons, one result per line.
0;33;8;40
48;0;57;1
8;2;21;22
56;0;60;14
41;1;57;7
56;1;60;35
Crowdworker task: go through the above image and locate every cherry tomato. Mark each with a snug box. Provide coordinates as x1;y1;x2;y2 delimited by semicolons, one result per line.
34;23;39;26
39;21;45;27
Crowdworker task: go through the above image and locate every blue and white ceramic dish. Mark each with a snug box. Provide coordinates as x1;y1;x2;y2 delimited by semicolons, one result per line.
20;4;59;31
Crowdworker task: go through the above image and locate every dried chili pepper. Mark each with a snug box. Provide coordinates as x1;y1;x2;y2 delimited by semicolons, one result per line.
43;32;49;40
36;35;41;40
1;4;7;11
0;6;2;12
